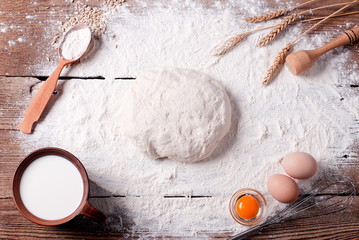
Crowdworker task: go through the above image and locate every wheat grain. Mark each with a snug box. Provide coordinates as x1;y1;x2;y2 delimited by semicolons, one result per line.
59;0;126;40
212;33;248;56
262;43;292;85
60;4;107;38
258;14;299;47
245;9;288;22
104;0;126;12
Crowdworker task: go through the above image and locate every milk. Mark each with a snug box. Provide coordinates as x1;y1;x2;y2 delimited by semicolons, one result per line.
19;155;84;220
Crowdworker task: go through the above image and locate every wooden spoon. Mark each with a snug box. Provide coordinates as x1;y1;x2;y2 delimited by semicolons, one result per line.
18;24;92;134
285;26;359;75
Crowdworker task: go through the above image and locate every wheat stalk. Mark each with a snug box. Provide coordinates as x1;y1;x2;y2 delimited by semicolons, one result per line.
247;1;353;24
256;1;354;47
212;2;359;57
245;9;288;22
297;10;359;23
211;10;359;57
212;33;249;56
262;43;292;85
244;0;319;23
258;13;299;47
262;0;358;86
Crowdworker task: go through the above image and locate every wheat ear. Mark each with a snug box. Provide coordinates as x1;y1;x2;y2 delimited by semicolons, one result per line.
258;13;299;47
262;0;357;86
211;10;359;57
245;9;288;23
262;43;292;85
212;33;248;56
244;0;320;23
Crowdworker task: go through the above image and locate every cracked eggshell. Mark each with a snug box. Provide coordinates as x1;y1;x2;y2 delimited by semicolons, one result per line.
281;152;317;179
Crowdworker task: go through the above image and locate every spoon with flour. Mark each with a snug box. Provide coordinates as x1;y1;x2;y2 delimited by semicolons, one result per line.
18;24;93;134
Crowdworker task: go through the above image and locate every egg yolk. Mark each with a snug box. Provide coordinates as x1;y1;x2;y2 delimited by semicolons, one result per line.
235;195;259;220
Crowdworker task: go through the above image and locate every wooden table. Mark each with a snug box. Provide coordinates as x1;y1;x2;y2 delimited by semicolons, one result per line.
0;0;358;239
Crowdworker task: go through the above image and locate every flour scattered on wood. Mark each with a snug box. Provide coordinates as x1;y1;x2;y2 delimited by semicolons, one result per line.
17;0;358;237
7;40;16;46
0;26;8;33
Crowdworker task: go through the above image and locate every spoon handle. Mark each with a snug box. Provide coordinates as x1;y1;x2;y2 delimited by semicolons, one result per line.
315;26;359;56
18;58;70;134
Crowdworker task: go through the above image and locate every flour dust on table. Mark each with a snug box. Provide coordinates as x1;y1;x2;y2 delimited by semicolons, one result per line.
17;0;358;237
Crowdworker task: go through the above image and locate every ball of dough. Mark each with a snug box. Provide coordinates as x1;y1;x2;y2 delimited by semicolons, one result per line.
125;68;231;163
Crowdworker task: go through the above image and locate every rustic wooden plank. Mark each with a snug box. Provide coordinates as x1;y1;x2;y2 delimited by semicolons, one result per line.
1;76;358;237
0;77;40;130
2;78;358;131
1;196;359;239
0;77;358;238
0;0;358;77
1;76;358;198
1;0;359;238
0;130;25;199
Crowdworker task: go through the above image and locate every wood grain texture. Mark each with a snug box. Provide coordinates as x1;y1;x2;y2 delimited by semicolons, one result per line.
0;0;358;77
0;77;40;130
0;0;359;239
1;76;359;238
0;197;359;239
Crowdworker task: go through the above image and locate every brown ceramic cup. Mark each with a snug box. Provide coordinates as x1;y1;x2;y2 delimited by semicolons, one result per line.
12;147;107;226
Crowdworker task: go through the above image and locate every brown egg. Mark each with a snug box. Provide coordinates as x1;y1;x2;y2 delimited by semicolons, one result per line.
267;174;299;203
281;152;317;179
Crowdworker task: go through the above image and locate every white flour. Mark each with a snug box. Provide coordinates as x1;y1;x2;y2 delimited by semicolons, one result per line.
61;28;92;60
17;0;358;237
